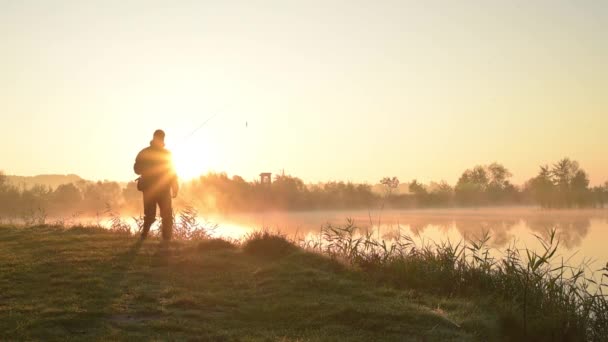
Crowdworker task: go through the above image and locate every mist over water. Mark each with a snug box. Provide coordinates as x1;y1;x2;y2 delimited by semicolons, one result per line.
5;203;605;263
14;205;607;269
199;208;608;267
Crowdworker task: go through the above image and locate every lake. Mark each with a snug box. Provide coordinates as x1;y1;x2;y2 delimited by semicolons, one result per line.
202;207;608;270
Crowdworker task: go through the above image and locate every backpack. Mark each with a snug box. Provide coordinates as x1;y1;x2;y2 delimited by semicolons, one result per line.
136;177;147;192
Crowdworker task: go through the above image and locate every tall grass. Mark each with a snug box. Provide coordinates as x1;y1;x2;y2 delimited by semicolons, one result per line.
173;205;218;240
306;220;608;340
103;204;217;239
104;204;131;234
20;207;47;226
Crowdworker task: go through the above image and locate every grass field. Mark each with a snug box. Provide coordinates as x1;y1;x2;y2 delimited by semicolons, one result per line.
0;225;506;341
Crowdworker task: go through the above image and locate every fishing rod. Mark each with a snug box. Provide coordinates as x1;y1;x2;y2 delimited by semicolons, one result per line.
133;106;240;183
184;112;220;140
179;104;236;144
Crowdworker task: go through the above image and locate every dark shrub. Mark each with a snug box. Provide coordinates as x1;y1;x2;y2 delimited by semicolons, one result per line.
198;238;237;251
242;230;297;258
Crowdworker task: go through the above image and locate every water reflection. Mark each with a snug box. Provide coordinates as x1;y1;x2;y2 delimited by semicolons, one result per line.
215;210;595;246
526;217;591;250
203;208;607;264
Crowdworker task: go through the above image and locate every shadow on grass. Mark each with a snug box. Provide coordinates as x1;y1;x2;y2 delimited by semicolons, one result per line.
84;238;148;333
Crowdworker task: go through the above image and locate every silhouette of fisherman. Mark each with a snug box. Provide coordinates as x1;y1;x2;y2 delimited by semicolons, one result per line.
134;129;179;241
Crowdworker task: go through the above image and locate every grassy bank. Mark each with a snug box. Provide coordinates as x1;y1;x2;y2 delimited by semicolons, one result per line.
2;222;607;341
0;225;500;341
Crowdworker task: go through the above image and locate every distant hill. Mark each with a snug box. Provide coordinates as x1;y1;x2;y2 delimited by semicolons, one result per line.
6;174;84;190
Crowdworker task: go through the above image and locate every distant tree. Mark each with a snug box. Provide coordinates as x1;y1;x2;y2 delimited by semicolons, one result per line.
604;182;608;208
571;169;590;207
121;182;141;212
379;177;399;209
551;158;579;187
528;165;554;208
525;158;592;208
455;166;488;206
488;163;511;186
551;158;580;207
0;171;14;215
428;181;453;206
229;175;252;210
409;179;428;206
354;183;375;208
591;183;607;209
380;177;400;195
80;181;122;212
0;171;6;190
486;163;514;203
272;174;307;210
53;183;82;210
408;179;426;195
19;184;51;212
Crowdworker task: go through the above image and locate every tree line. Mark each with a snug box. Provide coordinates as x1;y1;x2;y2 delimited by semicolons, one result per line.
0;175;139;218
394;159;607;209
0;157;607;217
171;158;608;211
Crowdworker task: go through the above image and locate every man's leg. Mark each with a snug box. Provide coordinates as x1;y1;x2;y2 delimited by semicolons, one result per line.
142;191;157;239
158;189;173;241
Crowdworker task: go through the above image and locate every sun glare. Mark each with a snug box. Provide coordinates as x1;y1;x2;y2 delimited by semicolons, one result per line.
172;144;209;181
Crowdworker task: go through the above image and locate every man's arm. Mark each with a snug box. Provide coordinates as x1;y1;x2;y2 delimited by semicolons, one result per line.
133;150;145;175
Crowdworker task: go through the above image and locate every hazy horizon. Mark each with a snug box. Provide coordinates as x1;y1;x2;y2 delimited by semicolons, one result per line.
2;1;607;185
2;163;607;189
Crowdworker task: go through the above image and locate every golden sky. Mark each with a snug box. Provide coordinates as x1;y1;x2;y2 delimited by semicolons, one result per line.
1;1;607;185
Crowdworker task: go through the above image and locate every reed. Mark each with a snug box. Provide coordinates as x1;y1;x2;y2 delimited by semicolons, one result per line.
305;219;608;340
173;205;217;240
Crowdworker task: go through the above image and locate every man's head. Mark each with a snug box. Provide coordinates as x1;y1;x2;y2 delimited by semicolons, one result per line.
151;129;166;147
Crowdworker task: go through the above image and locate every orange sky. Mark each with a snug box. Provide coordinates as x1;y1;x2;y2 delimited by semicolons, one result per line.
1;1;607;185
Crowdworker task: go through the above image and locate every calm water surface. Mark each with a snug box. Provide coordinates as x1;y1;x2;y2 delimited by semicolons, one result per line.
206;207;608;269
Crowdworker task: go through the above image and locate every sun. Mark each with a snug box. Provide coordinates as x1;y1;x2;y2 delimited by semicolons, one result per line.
172;144;210;181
